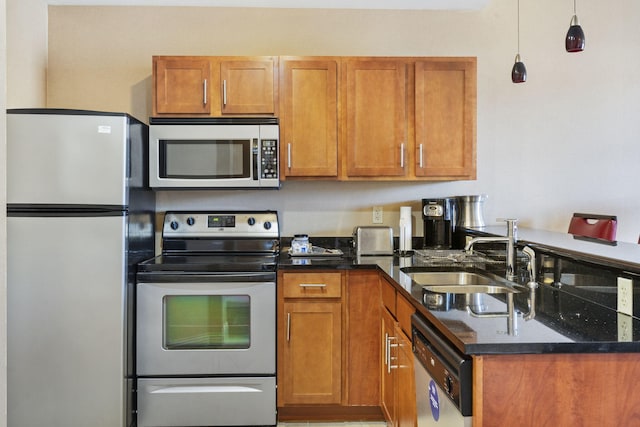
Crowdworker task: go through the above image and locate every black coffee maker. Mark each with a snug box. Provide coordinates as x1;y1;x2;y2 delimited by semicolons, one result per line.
422;198;455;249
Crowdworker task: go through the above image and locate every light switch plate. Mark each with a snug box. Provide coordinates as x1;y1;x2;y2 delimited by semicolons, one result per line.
617;277;633;317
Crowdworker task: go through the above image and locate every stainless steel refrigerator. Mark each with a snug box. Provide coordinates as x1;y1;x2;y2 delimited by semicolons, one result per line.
6;108;155;427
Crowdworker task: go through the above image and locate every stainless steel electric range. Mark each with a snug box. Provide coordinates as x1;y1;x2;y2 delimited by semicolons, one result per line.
136;211;279;427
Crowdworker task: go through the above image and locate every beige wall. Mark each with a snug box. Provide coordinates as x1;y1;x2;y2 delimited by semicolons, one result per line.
1;0;7;423
45;1;640;243
7;0;47;107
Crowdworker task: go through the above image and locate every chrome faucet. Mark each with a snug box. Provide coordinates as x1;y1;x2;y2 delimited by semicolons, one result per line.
521;246;539;321
464;218;519;334
464;218;518;281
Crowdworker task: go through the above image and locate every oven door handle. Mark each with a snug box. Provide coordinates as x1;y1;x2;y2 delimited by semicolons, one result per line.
150;385;265;394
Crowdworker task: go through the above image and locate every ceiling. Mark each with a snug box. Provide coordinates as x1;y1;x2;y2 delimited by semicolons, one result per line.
47;0;491;11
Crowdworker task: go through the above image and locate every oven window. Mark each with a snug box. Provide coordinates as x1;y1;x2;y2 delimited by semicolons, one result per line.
159;140;250;179
163;295;250;349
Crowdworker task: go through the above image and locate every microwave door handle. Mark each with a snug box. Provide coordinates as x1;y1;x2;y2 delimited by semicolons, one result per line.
253;139;259;181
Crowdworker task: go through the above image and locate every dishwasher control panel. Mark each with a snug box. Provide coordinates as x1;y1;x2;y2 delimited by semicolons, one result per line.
411;314;473;417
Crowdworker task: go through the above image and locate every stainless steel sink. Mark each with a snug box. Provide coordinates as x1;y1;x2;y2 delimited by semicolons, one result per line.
405;271;495;286
401;269;526;294
422;284;520;294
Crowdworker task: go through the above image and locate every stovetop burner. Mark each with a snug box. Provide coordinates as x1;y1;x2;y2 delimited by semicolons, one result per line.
138;253;277;273
140;210;280;274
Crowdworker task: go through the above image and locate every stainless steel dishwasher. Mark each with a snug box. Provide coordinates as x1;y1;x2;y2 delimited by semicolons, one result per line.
412;313;473;427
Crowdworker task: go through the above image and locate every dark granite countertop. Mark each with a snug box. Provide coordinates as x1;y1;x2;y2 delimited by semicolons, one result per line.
278;230;640;355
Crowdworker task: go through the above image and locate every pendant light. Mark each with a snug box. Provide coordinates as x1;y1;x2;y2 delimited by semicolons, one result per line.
511;0;527;83
565;0;585;52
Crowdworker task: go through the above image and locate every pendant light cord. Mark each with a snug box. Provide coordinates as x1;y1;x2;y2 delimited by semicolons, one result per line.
517;0;521;54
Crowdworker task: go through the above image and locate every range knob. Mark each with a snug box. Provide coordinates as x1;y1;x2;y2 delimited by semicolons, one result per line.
264;221;272;230
170;220;179;230
247;217;256;226
186;217;195;226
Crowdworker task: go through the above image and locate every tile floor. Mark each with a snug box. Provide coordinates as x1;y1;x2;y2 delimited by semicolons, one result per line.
278;423;387;427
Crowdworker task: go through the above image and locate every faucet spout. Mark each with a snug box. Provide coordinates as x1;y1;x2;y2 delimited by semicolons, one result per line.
464;219;518;281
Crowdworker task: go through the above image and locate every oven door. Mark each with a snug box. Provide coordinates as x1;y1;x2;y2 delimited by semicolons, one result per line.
137;275;275;376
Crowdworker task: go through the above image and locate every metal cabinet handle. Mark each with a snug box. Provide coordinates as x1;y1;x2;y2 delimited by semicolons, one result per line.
223;80;227;106
386;335;398;373
384;333;389;368
203;79;207;105
286;312;291;342
400;143;405;168
299;283;327;288
287;143;292;169
419;143;424;168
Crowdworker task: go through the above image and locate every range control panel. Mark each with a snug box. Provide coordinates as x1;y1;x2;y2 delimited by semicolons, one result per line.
163;211;279;238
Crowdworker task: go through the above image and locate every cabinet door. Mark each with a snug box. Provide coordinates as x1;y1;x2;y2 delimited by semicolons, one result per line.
219;59;275;114
396;326;416;427
344;59;408;178
346;271;381;406
280;58;339;178
414;58;477;179
381;308;397;425
154;57;210;115
281;301;342;405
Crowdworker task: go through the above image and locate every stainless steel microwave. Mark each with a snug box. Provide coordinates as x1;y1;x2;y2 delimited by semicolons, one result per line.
149;117;279;189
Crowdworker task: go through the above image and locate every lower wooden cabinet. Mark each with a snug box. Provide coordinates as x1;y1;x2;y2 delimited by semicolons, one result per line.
281;300;342;404
277;270;383;421
381;279;416;427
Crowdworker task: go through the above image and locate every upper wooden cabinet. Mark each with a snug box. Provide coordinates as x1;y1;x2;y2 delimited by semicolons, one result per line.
343;59;408;178
154;57;211;115
279;57;339;178
414;58;477;179
152;55;476;181
152;56;277;116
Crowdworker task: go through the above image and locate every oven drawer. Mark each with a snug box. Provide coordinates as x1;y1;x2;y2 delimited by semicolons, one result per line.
282;272;342;298
137;377;276;427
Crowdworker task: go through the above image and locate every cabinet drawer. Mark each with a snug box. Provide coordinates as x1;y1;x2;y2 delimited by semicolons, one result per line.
381;278;397;315
282;272;342;298
396;293;415;337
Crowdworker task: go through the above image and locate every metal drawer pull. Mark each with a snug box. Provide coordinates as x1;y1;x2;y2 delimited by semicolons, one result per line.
299;283;327;288
286;312;291;342
203;79;207;105
287;143;292;168
387;335;398;373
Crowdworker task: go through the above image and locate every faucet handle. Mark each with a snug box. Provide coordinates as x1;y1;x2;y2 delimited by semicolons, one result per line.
496;218;518;238
522;246;536;282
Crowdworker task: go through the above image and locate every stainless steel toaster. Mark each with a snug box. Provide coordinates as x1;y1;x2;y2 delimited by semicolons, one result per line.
353;226;394;256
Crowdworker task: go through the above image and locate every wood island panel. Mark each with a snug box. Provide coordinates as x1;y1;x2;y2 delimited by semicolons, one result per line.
474;353;640;427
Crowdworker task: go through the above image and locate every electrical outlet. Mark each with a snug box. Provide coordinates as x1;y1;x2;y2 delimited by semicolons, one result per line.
617;277;633;317
618;312;633;342
372;206;383;224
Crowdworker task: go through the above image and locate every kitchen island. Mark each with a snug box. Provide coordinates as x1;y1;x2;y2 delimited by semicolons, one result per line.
278;227;640;426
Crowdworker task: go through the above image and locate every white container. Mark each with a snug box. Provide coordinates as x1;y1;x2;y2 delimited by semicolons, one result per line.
399;206;412;254
291;234;311;254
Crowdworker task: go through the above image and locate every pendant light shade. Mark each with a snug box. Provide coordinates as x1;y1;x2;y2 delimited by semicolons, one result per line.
512;54;527;83
565;1;585;52
511;0;526;83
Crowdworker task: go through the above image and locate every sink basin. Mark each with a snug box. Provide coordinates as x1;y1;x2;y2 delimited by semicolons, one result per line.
422;284;519;294
405;271;495;286
401;269;526;294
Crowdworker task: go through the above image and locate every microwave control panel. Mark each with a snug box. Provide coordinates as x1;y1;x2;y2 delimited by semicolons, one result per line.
261;139;278;179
